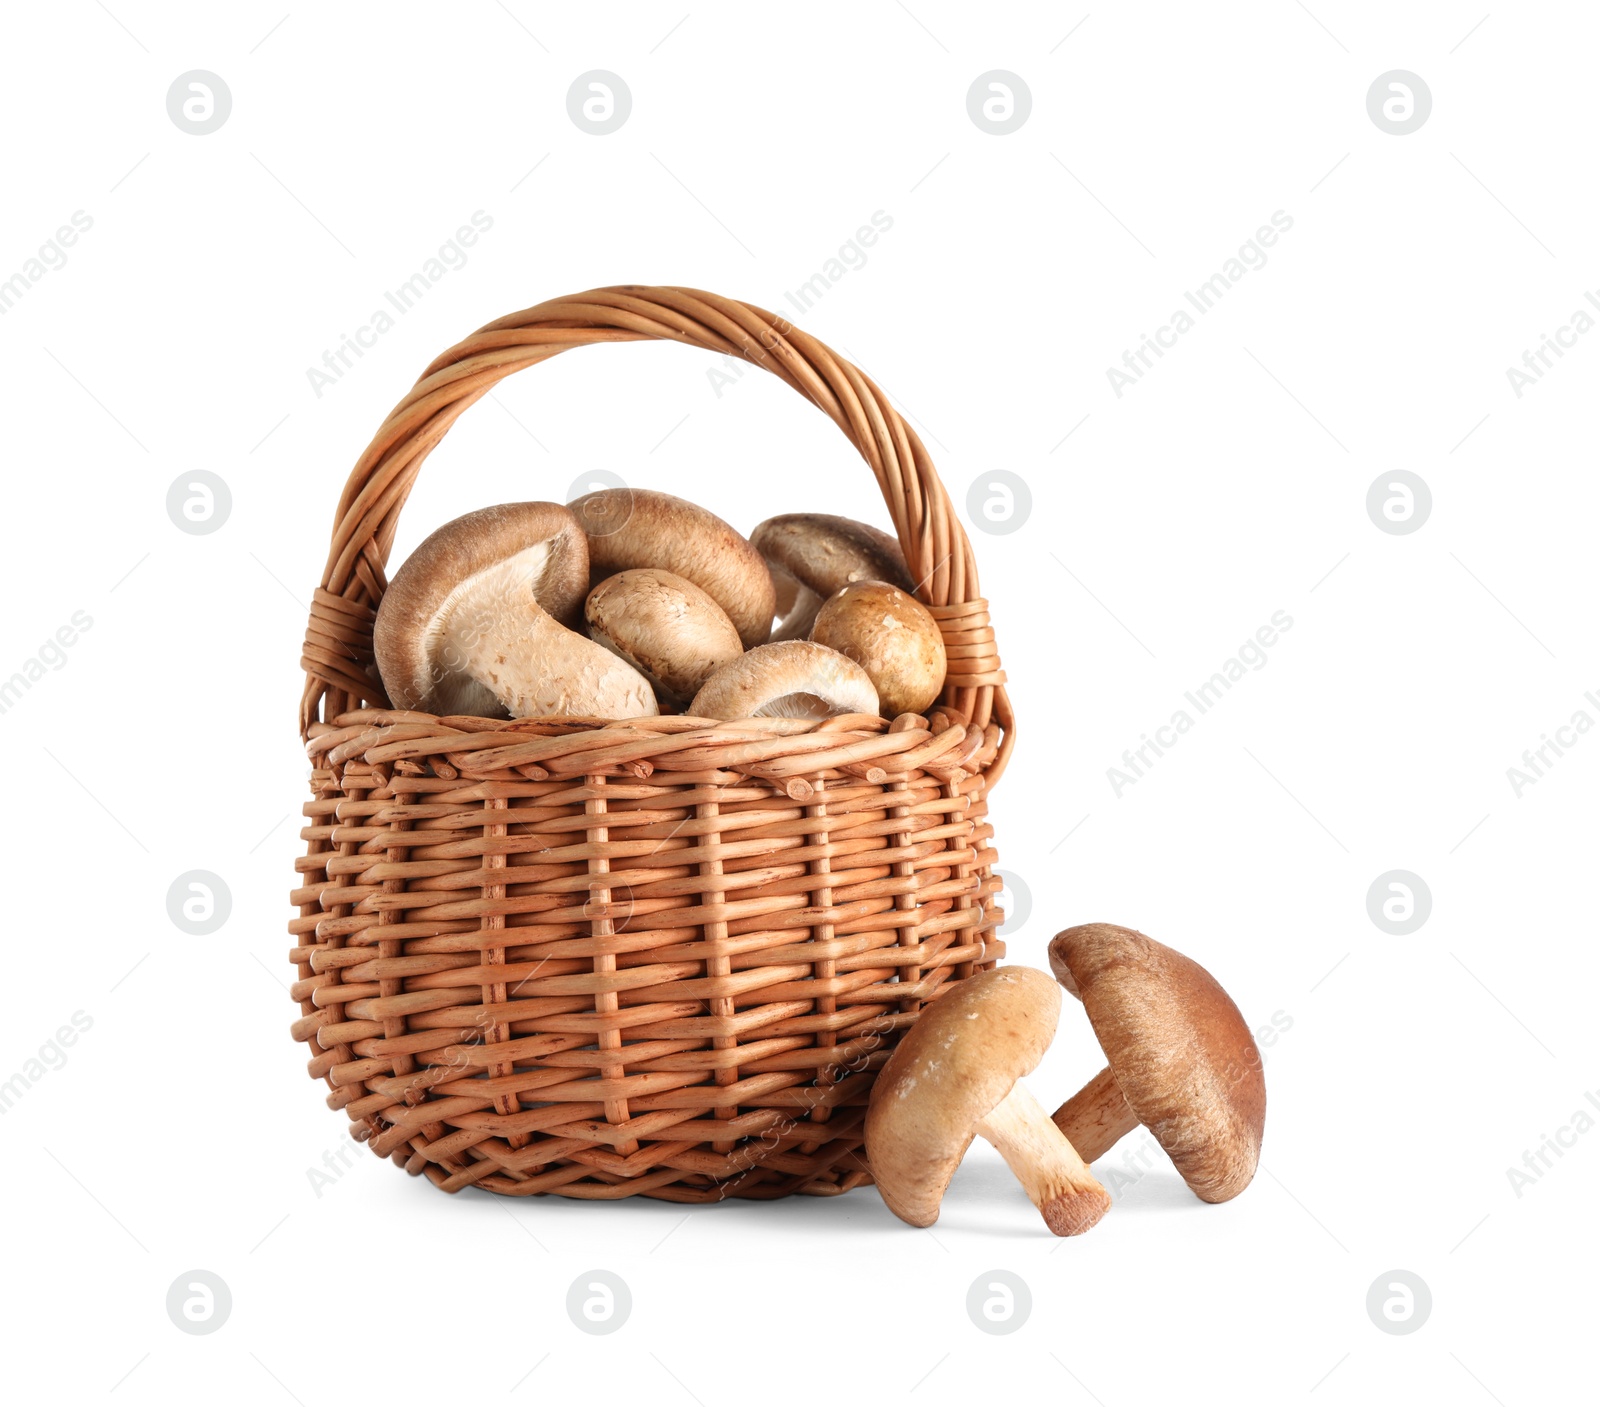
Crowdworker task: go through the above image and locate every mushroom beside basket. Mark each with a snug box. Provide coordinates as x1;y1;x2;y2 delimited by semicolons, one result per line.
289;286;1015;1201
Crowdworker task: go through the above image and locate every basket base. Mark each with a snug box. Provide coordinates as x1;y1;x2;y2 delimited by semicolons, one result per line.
290;709;1005;1200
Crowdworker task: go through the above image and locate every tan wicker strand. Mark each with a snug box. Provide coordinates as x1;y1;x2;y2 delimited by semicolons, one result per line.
288;286;1011;1201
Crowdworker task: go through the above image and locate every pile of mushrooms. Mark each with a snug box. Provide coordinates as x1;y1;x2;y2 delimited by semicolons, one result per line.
866;924;1267;1236
372;493;1263;1236
373;492;947;725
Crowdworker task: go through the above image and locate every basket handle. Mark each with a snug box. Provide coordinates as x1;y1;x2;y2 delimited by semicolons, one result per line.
298;285;1013;780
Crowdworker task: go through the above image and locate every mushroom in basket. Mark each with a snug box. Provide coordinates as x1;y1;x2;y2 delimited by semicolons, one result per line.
689;639;878;720
585;567;743;705
752;512;913;641
809;579;946;718
570;486;776;649
373;502;657;719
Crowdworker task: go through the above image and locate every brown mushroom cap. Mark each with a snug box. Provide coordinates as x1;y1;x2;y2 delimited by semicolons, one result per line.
867;967;1062;1228
569;488;776;650
688;640;878;721
810;580;947;717
585;568;743;702
751;513;913;640
1049;924;1266;1203
374;502;592;715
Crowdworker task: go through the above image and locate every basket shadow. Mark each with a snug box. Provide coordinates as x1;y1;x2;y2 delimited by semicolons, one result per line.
437;1145;1203;1242
442;1153;1053;1242
440;1149;1206;1240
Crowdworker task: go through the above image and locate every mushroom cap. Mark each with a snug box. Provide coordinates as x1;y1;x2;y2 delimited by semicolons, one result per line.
687;640;878;721
752;513;913;640
374;502;590;715
585;568;743;702
867;967;1061;1228
810;580;947;717
751;512;912;597
1048;924;1265;1203
569;488;776;650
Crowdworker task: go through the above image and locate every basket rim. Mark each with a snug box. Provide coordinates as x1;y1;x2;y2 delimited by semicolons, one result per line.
296;285;1014;784
306;705;1000;797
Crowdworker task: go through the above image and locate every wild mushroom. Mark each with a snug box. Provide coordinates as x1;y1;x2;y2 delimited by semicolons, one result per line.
866;966;1112;1236
585;568;743;703
568;487;776;649
751;513;913;640
687;640;878;721
373;501;657;720
1048;924;1266;1203
809;580;947;717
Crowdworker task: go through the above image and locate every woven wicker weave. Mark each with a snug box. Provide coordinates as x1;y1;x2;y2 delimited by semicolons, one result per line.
289;286;1014;1200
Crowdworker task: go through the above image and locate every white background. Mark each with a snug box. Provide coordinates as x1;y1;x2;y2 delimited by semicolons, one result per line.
2;2;1595;1402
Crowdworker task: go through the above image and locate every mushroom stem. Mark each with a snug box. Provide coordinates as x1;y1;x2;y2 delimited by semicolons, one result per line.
974;1081;1112;1236
770;575;823;641
1051;1065;1141;1164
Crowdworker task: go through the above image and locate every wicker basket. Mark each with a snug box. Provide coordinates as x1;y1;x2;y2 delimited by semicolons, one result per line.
288;286;1014;1201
